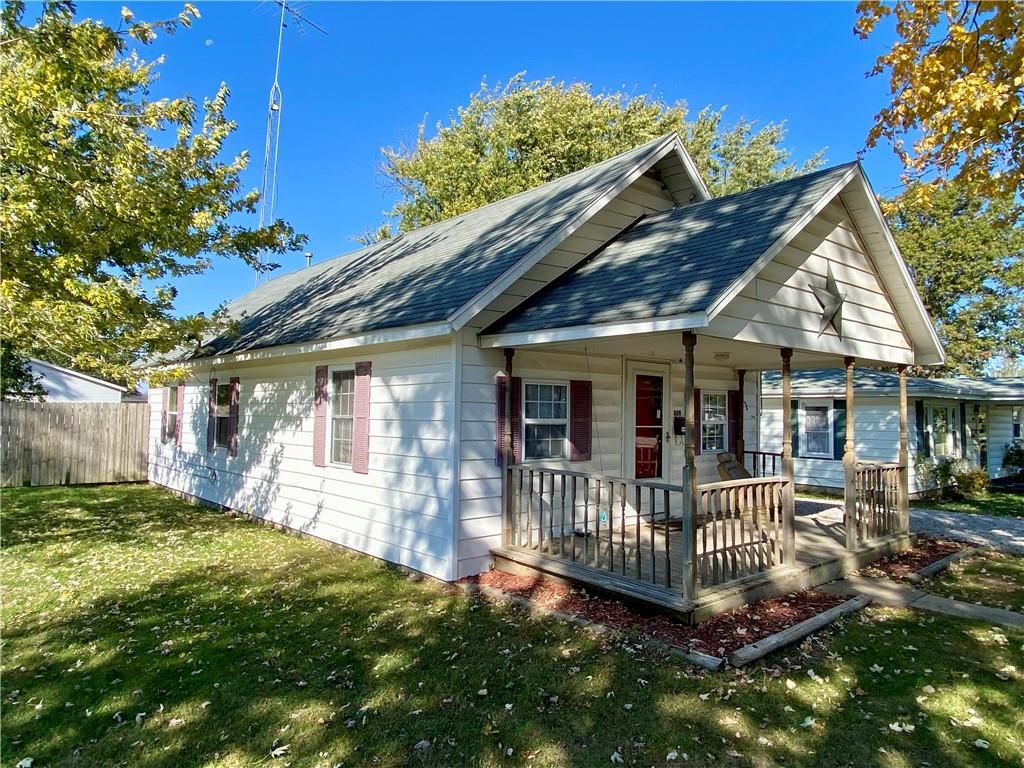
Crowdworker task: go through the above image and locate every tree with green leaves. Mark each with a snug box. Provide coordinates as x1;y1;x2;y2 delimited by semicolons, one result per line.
0;1;305;386
0;342;45;401
375;75;824;236
887;183;1023;376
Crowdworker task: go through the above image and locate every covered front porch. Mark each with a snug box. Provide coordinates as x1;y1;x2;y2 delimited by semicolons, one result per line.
487;331;915;622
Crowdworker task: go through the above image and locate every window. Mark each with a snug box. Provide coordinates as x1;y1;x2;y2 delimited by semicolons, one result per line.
927;405;955;457
1014;407;1022;440
165;386;179;442
524;382;568;460
701;392;727;453
214;383;231;447
330;370;355;465
802;403;832;458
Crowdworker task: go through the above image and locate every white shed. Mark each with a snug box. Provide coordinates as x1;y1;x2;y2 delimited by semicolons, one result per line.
27;358;130;403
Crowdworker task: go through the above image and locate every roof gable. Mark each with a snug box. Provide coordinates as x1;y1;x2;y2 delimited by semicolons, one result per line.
483;164;856;336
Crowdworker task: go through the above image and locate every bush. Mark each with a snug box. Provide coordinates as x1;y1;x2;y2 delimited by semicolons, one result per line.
932;456;966;489
954;467;990;496
1003;441;1024;475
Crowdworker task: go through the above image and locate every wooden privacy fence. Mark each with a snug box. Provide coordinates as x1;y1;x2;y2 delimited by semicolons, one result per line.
1;402;149;488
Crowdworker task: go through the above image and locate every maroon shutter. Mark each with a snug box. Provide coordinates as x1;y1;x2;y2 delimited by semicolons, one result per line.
510;377;523;464
693;387;702;456
175;383;184;446
569;380;592;462
727;389;741;455
352;361;371;474
160;386;168;444
207;379;217;452
313;365;328;467
227;377;240;458
495;376;507;467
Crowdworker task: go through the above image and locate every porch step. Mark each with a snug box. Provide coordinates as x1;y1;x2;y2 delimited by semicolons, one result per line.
685;532;916;622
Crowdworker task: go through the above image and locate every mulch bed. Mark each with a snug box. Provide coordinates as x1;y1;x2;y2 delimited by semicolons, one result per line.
863;535;972;580
461;570;847;656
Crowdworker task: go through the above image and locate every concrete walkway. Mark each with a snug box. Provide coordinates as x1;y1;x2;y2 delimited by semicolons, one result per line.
821;574;1024;628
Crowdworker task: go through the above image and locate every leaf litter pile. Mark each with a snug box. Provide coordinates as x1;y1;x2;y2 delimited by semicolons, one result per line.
464;571;847;656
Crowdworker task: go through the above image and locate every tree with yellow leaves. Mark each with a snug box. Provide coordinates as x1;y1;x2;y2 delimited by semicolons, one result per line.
856;1;1024;202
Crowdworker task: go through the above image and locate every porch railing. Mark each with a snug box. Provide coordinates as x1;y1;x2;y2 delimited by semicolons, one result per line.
853;462;908;542
742;450;783;479
503;465;794;600
697;476;792;588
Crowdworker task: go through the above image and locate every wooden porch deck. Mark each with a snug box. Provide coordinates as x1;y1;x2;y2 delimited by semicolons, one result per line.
493;501;914;623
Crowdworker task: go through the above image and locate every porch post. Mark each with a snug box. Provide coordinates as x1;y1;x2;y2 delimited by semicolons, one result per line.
898;364;910;534
735;368;746;465
681;331;698;601
843;356;858;550
780;348;795;565
501;348;515;546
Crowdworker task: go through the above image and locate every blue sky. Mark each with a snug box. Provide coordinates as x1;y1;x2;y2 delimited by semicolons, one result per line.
79;1;902;316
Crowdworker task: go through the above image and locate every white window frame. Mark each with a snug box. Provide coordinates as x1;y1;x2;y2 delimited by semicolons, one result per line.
800;399;834;459
327;365;356;468
925;403;957;458
214;382;231;448
700;390;728;454
521;379;570;463
1013;406;1022;440
165;386;179;442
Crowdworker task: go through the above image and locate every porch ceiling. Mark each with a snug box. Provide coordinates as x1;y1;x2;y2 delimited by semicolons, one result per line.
500;330;883;372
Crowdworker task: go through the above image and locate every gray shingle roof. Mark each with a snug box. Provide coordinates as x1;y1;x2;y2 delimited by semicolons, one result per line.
483;163;858;336
197;135;672;357
762;369;1024;401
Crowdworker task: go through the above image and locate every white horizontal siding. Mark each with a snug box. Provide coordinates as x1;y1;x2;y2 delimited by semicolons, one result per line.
148;339;455;579
708;196;915;365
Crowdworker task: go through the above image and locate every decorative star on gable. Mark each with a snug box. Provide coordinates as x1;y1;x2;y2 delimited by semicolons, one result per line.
810;265;846;338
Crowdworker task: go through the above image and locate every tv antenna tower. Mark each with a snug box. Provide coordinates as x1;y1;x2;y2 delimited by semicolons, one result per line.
255;1;326;286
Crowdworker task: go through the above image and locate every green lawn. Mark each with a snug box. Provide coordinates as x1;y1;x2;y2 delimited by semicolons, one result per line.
911;491;1024;518
2;485;1023;768
924;550;1024;613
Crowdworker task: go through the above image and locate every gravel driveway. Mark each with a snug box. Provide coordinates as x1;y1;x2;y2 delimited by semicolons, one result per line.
795;496;1024;556
909;508;1024;555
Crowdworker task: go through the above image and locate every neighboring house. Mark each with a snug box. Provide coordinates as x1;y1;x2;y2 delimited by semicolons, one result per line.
755;370;1024;496
147;133;946;619
26;358;143;403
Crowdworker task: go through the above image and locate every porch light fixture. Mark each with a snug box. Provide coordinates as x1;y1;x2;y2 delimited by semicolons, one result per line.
714;352;731;362
810;265;846;338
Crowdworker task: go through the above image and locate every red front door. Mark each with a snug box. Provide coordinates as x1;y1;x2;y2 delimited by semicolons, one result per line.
634;374;664;479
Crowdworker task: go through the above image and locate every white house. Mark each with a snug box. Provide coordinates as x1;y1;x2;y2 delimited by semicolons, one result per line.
26;358;141;403
754;369;1023;495
148;134;948;618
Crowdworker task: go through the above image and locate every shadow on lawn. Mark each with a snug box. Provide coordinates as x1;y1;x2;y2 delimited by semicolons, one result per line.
2;485;1021;768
